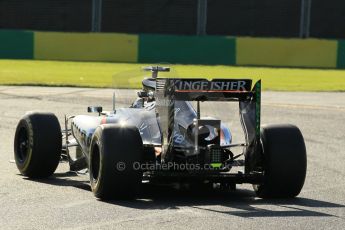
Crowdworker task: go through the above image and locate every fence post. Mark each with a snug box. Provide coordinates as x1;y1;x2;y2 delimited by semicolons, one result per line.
196;0;208;35
91;0;102;32
299;0;312;38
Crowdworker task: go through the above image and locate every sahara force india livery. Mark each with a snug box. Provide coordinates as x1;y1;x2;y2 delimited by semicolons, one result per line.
14;66;307;200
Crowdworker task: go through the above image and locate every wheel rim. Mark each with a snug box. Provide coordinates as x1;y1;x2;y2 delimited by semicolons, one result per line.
91;144;100;182
16;127;29;163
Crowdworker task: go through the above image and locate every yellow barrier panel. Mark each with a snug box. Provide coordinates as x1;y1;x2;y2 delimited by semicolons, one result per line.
236;37;337;68
34;32;138;62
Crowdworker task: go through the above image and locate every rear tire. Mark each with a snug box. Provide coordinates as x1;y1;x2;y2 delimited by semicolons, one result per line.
89;124;143;200
14;112;62;178
254;124;307;198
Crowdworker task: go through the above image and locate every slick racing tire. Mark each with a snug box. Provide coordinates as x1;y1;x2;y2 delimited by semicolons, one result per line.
14;112;62;178
253;124;307;198
89;124;143;200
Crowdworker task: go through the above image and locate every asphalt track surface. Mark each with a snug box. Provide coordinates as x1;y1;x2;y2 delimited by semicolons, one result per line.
0;86;344;229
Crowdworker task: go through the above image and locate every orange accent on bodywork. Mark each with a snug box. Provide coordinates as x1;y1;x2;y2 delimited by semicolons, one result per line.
220;128;224;142
101;117;107;124
154;147;162;157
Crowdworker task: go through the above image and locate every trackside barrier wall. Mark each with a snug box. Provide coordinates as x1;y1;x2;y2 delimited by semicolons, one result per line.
236;37;337;68
0;30;344;69
0;30;33;59
34;32;138;62
138;34;236;65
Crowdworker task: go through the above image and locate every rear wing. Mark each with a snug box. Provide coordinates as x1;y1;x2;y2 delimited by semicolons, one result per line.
156;78;254;101
155;78;262;172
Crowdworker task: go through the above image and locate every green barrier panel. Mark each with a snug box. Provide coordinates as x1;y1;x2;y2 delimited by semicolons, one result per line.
139;34;235;65
337;40;345;69
0;30;33;59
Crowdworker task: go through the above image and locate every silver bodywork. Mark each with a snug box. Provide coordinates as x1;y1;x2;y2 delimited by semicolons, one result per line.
71;100;232;160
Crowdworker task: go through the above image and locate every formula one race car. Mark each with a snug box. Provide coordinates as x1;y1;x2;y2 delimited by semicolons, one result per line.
14;66;307;200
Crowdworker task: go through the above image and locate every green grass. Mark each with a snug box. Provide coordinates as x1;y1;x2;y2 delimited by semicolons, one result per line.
0;59;345;91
